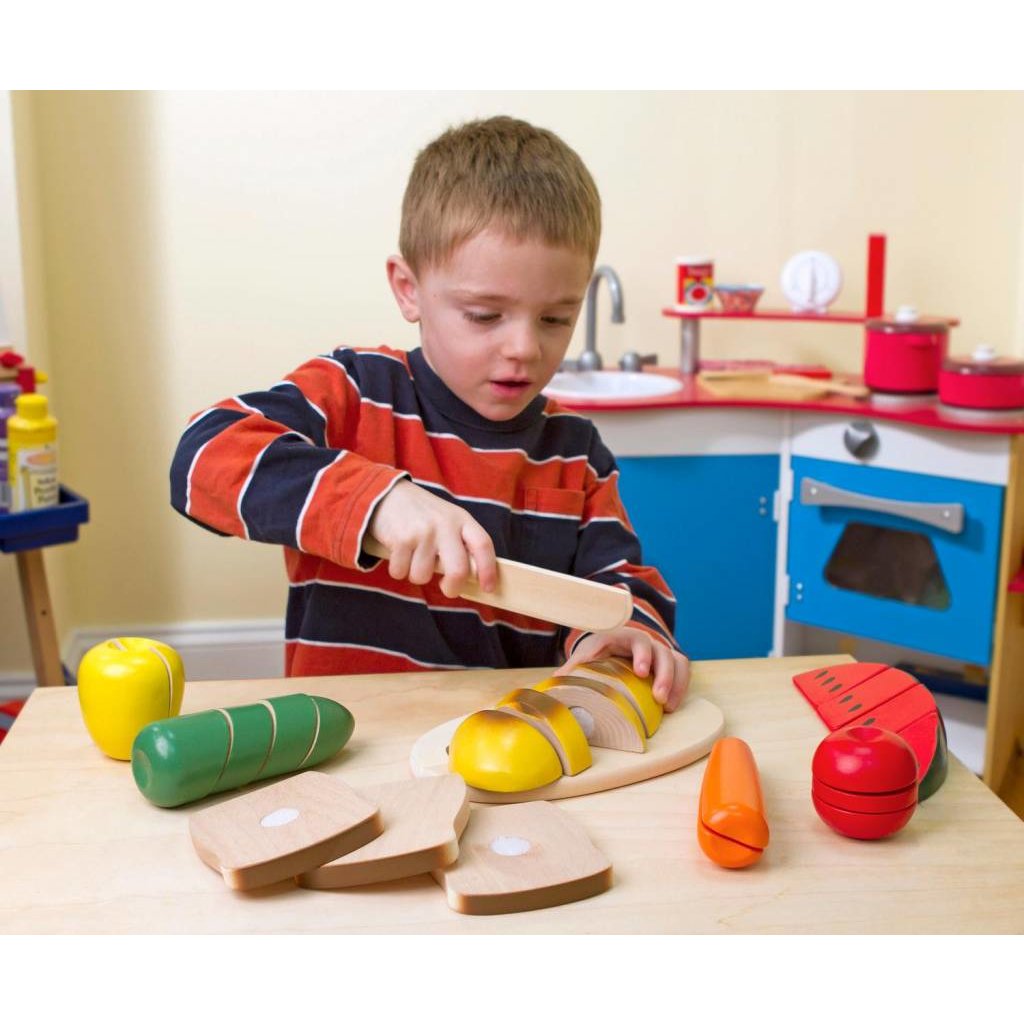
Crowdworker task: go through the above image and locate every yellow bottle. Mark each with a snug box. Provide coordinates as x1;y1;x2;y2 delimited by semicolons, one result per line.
8;393;59;512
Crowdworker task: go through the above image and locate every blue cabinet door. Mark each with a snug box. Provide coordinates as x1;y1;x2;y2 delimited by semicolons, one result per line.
616;455;779;659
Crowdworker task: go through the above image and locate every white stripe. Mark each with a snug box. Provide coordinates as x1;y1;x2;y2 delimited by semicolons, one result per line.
313;356;363;401
591;558;627;576
289;578;558;638
184;438;216;517
295;451;347;552
182;405;222;436
579;515;628;528
233;395;262;416
285;638;492;671
236;439;278;541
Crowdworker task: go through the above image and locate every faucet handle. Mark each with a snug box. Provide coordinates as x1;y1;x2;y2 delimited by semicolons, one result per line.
618;351;658;373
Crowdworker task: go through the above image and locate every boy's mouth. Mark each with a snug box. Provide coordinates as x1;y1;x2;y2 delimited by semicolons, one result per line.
489;378;532;398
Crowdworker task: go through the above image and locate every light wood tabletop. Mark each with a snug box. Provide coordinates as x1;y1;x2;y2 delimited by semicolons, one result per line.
2;654;1023;934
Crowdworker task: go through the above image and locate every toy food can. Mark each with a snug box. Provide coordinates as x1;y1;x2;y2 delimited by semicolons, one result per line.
676;256;714;308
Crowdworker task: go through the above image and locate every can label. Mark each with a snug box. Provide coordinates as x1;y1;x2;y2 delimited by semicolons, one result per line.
12;443;58;511
677;259;714;308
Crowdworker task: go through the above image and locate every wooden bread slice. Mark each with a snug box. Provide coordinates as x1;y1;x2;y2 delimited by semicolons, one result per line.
496;688;593;776
533;675;647;753
188;771;383;891
570;657;664;737
431;800;612;915
297;775;470;889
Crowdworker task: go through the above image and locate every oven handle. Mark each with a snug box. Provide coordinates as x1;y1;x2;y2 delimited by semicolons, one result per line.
800;477;964;534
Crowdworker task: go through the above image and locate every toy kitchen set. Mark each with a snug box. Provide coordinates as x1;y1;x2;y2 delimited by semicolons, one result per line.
545;235;1024;806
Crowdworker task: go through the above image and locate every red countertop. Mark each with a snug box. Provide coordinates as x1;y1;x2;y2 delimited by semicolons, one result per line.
547;369;1024;437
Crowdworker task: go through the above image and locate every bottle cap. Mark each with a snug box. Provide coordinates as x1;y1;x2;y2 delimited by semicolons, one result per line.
14;393;49;419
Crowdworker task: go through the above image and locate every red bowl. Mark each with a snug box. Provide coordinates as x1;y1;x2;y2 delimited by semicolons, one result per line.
812;792;916;840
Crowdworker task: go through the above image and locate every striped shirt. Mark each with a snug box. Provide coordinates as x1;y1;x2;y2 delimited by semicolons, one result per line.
170;346;678;676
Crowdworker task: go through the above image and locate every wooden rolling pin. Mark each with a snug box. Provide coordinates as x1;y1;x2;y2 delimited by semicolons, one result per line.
362;536;632;633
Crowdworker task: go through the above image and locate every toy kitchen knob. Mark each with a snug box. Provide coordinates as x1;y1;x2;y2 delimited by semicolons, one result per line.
843;420;878;460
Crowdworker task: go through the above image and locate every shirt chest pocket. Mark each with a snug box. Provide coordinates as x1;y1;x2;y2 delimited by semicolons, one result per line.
514;486;587;575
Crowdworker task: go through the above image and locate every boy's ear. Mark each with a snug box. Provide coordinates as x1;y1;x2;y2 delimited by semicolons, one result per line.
386;255;421;323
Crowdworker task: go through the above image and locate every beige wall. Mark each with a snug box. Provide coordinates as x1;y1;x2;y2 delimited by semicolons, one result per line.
3;90;1023;678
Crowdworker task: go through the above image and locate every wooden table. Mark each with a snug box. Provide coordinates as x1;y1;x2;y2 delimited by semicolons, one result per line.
2;654;1023;934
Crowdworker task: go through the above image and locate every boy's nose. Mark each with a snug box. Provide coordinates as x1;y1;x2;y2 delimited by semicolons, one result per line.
500;324;543;362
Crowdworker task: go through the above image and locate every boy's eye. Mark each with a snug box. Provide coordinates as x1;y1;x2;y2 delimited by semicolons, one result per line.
464;311;500;324
542;316;573;327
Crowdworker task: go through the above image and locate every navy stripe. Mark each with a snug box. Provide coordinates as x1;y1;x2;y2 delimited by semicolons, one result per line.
238;383;328;447
286;583;562;669
240;435;339;547
169;407;247;515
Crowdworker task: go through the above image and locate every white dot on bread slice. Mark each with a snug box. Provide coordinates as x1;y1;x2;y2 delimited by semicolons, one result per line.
188;771;382;891
570;657;664;737
533;676;646;752
432;801;612;915
297;775;469;889
496;687;592;776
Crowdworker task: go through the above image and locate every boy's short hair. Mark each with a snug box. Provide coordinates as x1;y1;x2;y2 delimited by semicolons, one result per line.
399;116;601;274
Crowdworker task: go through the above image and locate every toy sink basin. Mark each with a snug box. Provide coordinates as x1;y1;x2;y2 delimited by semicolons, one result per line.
544;371;684;402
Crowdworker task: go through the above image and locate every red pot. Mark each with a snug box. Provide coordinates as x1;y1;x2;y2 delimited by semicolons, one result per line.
939;348;1024;410
864;312;950;394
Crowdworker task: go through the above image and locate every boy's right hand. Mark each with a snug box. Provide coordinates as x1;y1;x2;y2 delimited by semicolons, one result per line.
368;480;498;598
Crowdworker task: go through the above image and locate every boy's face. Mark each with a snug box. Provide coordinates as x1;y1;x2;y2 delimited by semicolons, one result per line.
387;228;592;421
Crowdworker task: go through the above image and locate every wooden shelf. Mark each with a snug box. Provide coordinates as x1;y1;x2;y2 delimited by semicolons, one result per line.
662;306;960;327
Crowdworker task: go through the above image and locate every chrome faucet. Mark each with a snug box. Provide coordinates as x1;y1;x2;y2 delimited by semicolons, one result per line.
561;265;624;372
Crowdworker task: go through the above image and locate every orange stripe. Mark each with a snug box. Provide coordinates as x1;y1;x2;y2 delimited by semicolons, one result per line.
188;420;286;536
285;641;453;677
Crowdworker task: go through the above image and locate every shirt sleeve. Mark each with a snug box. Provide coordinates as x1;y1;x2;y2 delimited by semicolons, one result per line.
168;348;409;570
561;427;681;660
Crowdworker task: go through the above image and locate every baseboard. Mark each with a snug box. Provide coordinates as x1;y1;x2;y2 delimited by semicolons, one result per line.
0;674;36;701
61;619;286;684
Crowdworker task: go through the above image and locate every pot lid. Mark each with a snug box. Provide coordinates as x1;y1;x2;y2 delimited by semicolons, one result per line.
943;345;1024;375
866;314;951;334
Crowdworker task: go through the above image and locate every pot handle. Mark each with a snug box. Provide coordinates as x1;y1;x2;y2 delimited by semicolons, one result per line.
800;477;964;534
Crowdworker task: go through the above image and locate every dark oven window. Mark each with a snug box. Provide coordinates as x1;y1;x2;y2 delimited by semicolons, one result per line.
823;522;951;610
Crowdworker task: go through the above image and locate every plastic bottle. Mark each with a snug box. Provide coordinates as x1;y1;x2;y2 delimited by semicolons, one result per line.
0;382;20;514
8;392;58;512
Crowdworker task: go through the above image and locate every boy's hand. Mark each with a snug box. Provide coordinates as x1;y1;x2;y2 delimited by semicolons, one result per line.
555;628;690;712
368;481;497;597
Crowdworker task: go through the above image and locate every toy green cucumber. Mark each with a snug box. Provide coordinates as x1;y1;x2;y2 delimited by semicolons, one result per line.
131;694;354;808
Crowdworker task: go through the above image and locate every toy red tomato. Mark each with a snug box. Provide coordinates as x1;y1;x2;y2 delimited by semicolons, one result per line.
811;726;919;840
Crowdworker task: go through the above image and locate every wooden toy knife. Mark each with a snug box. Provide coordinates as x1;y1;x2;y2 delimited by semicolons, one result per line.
361;536;632;632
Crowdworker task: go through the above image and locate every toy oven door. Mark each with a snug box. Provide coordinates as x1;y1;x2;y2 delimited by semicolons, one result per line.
786;455;1005;665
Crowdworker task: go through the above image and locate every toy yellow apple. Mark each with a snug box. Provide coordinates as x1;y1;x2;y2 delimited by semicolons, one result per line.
77;638;185;760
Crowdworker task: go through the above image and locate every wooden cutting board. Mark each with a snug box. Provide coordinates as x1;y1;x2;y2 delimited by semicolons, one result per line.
297;775;470;889
409;695;724;803
699;370;868;402
432;801;613;915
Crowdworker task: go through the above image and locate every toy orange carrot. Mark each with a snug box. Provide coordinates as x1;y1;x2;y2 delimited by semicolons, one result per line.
697;737;769;869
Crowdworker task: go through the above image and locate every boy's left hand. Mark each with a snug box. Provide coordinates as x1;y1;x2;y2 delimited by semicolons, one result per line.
554;628;690;712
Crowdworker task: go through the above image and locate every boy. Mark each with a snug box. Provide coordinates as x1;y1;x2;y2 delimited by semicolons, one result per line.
170;115;690;711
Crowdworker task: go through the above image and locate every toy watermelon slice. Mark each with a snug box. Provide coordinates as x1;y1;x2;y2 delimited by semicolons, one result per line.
793;662;948;802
